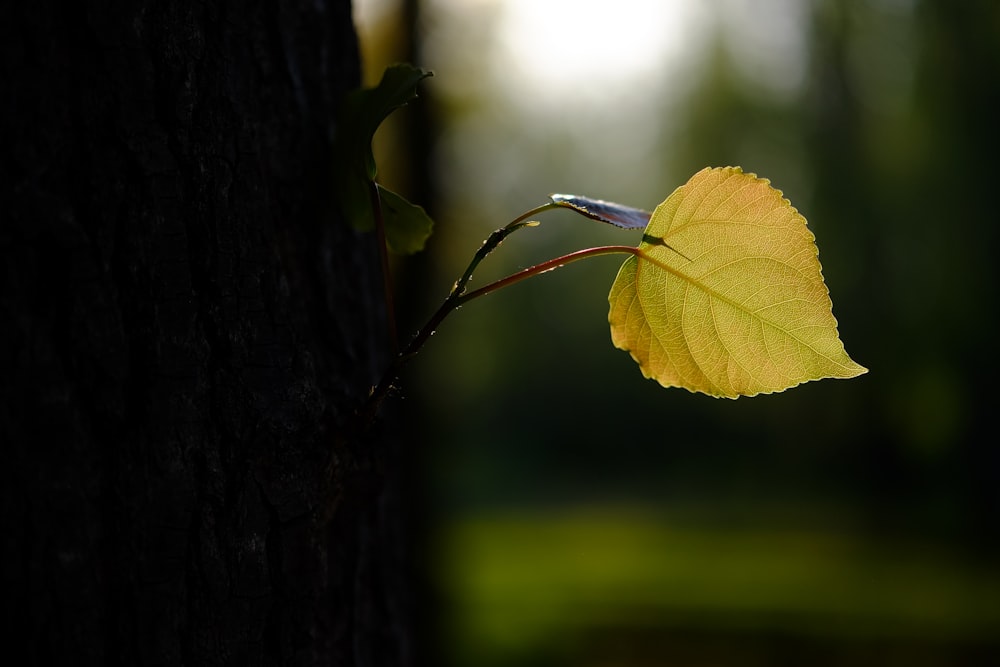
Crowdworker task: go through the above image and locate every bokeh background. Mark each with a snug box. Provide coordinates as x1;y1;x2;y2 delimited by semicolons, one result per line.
354;1;1000;665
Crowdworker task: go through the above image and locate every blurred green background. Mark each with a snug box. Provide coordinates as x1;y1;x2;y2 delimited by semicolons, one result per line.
354;0;1000;665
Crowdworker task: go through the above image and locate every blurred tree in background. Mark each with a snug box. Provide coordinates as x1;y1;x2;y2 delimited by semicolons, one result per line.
355;0;1000;665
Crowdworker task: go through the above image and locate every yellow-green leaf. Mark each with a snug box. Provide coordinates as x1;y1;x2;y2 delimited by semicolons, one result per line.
608;166;867;398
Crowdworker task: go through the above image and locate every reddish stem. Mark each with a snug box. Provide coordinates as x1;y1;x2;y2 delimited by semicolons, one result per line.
458;245;639;304
358;243;640;425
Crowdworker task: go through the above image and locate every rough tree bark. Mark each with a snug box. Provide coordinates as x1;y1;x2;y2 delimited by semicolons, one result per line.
1;1;416;665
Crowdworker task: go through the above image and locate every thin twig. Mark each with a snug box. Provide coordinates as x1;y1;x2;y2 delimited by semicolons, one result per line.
357;231;639;425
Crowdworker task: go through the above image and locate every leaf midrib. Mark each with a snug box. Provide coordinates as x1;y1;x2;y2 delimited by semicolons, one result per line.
634;249;855;374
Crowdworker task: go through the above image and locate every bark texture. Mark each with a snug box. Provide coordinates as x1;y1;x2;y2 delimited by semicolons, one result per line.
1;1;414;665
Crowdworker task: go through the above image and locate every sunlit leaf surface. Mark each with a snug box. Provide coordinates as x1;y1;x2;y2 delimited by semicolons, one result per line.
609;166;867;398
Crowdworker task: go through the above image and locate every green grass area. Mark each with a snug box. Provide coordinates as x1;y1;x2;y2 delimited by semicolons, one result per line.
435;506;1000;666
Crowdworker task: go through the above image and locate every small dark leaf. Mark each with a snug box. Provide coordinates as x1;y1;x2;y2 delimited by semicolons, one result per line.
343;64;434;180
335;64;433;233
378;185;435;255
548;193;651;230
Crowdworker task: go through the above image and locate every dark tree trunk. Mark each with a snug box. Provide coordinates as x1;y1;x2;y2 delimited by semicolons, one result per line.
1;1;415;665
